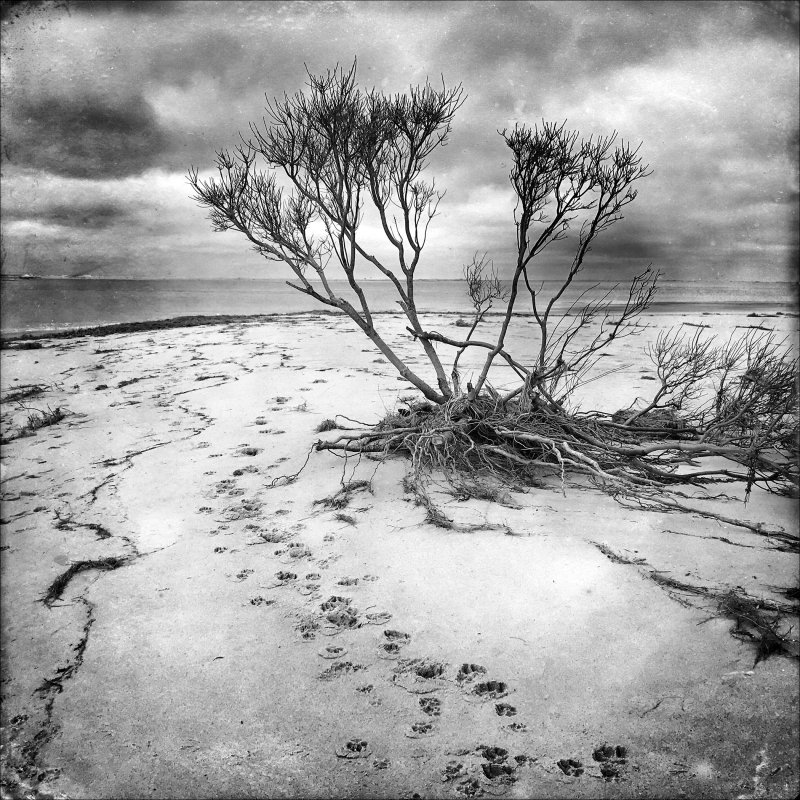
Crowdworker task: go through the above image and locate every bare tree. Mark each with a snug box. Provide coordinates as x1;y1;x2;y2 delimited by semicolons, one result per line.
188;63;798;504
448;253;506;396
189;62;464;404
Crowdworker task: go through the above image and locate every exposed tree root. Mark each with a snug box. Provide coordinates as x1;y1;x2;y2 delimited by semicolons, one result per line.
615;493;799;553
313;480;372;510
401;474;512;534
313;394;799;514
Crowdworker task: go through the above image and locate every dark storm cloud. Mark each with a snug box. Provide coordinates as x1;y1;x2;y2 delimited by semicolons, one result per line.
433;1;729;87
749;0;800;38
3;199;129;229
4;92;168;178
65;0;179;15
0;0;178;22
0;0;43;23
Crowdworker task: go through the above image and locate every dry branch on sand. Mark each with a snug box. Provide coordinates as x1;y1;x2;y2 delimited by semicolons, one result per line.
593;542;799;666
1;403;66;444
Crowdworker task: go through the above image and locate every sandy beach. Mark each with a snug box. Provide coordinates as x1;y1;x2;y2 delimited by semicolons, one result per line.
1;308;798;799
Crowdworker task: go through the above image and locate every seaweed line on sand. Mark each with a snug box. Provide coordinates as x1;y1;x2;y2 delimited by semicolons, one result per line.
592;541;799;666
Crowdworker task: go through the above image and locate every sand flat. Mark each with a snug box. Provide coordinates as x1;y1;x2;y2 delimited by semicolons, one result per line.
1;310;798;799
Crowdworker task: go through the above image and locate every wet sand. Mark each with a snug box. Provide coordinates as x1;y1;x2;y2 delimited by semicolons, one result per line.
1;309;798;799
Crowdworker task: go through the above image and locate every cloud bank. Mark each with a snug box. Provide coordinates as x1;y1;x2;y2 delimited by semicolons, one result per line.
1;0;797;283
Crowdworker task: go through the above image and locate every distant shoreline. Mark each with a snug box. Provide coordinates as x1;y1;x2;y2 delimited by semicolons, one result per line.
1;306;796;344
1;275;795;284
0;312;339;344
3;276;795;336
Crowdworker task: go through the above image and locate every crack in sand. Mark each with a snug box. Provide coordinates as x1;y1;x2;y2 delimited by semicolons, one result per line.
11;595;97;793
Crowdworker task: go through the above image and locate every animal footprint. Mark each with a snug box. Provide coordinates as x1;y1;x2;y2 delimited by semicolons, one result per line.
319;661;365;680
405;720;435;738
356;683;382;706
378;641;403;659
456;663;486;683
281;542;311;562
364;610;392;625
324;607;360;630
268;571;297;588
600;762;625;780
249;596;275;606
481;762;516;782
479;746;508;763
471;680;509;700
321;595;351;611
257;530;285;543
318;645;348;660
592;744;627;762
593;744;629;781
393;658;447;693
320;594;358;629
495;703;516;716
440;761;467;782
413;660;445;679
337;577;359;586
377;629;410;658
557;758;584;777
454;777;482;796
384;629;411;644
295;617;320;640
419;696;441;716
335;739;371;759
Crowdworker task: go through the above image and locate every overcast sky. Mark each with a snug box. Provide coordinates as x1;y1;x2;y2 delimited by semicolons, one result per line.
1;0;797;283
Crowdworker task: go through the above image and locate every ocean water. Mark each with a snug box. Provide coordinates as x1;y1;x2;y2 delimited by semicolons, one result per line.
1;277;797;335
